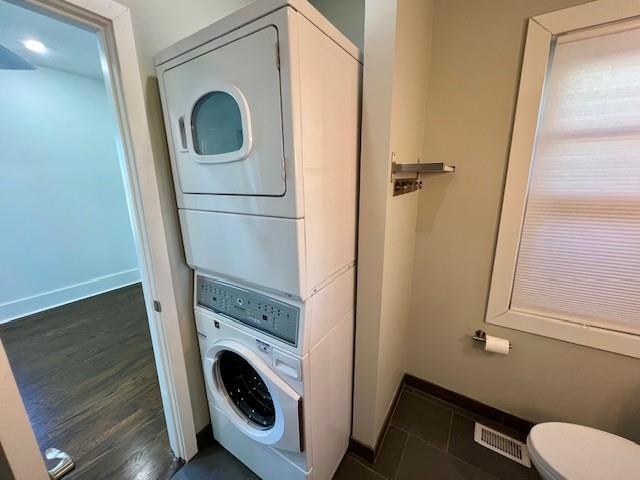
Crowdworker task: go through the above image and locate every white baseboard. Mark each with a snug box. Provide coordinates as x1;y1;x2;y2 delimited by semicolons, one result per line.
0;268;141;324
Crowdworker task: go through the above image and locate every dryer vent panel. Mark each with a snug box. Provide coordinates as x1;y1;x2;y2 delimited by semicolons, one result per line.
473;423;531;467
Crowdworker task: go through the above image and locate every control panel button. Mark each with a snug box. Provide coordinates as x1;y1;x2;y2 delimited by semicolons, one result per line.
196;276;299;345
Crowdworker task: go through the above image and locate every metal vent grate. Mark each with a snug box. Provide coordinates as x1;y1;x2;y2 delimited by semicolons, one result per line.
473;423;531;467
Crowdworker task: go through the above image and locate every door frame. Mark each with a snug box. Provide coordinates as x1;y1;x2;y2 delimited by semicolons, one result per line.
0;0;198;475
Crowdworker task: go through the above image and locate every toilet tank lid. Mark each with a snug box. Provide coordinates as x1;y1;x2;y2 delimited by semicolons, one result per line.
527;423;640;480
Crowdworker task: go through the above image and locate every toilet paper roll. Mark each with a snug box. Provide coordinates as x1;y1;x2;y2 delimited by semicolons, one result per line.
484;335;510;355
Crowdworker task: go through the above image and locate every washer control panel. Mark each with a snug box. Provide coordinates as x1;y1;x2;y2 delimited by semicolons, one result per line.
196;276;299;346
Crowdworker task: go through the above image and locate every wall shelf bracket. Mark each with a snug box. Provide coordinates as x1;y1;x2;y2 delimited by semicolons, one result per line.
390;160;455;197
392;161;456;174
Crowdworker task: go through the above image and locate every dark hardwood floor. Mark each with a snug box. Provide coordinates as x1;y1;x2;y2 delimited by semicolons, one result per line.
0;283;181;480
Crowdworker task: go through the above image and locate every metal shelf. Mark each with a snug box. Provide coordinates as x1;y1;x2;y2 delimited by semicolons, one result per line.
392;162;455;174
390;161;455;197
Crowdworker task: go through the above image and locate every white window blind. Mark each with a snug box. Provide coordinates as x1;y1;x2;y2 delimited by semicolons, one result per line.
510;22;640;336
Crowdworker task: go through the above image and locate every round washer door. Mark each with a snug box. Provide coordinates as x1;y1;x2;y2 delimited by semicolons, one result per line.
218;350;275;429
204;340;302;452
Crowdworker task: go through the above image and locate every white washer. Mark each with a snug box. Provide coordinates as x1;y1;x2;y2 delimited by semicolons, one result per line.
155;0;362;299
195;269;354;480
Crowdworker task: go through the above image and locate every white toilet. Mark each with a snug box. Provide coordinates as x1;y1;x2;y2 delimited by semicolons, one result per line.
527;423;640;480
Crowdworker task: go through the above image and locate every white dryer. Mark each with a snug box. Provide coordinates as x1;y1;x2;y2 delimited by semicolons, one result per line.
195;270;355;480
155;0;361;299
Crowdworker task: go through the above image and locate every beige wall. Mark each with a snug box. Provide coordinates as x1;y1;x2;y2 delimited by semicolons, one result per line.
117;0;253;432
352;0;397;447
374;0;436;443
353;0;435;448
408;0;640;443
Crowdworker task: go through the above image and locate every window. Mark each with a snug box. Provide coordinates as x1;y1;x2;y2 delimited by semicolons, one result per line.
487;1;640;358
191;91;244;155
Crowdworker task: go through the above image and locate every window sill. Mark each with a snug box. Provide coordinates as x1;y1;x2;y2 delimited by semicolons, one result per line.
486;310;640;359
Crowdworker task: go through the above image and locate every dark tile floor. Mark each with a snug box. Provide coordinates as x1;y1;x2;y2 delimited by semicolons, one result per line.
335;386;541;480
172;441;258;480
173;385;541;480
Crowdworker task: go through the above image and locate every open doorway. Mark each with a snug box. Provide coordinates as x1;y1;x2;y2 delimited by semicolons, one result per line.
0;1;180;477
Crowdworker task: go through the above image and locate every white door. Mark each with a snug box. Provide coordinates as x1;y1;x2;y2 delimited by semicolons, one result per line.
204;341;302;452
162;26;286;196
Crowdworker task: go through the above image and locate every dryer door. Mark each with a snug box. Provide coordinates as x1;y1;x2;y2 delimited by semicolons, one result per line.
204;341;302;452
163;25;286;196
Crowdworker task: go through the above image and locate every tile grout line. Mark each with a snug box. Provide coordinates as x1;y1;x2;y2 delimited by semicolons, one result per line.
392;388;456;455
350;386;409;480
405;388;529;441
366;384;407;468
403;389;456;414
405;386;509;427
405;430;501;480
403;431;448;455
390;424;412;436
391;428;410;480
390;424;451;456
347;454;387;480
444;449;502;479
388;386;533;479
445;410;454;452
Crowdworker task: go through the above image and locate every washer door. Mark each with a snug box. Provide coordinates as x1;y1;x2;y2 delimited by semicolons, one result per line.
204;340;302;452
162;25;286;196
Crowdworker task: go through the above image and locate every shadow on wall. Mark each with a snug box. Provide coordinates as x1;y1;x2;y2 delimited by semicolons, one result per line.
414;174;454;235
145;76;182;224
616;384;640;443
143;74;190;284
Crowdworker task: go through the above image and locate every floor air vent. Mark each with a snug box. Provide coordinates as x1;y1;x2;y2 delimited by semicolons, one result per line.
473;423;531;467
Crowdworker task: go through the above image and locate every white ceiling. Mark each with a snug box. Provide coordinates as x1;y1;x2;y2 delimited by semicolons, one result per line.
0;0;103;79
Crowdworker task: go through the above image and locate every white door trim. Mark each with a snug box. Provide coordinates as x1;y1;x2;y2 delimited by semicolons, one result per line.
0;340;49;479
1;0;198;473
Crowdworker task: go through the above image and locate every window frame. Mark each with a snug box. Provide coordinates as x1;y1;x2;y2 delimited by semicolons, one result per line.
486;0;640;359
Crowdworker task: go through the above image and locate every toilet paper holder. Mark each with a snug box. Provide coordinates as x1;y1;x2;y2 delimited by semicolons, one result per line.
472;330;512;349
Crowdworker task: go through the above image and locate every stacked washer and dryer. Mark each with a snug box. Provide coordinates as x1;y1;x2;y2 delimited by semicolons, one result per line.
155;1;361;479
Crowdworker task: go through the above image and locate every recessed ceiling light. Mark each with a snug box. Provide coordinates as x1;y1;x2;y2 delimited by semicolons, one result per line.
22;39;47;54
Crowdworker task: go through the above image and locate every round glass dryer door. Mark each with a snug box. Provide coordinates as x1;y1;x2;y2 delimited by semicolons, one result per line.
218;350;275;429
191;91;244;156
162;25;286;196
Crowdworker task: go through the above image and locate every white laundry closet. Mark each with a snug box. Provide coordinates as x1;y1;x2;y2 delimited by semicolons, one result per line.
155;1;361;479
